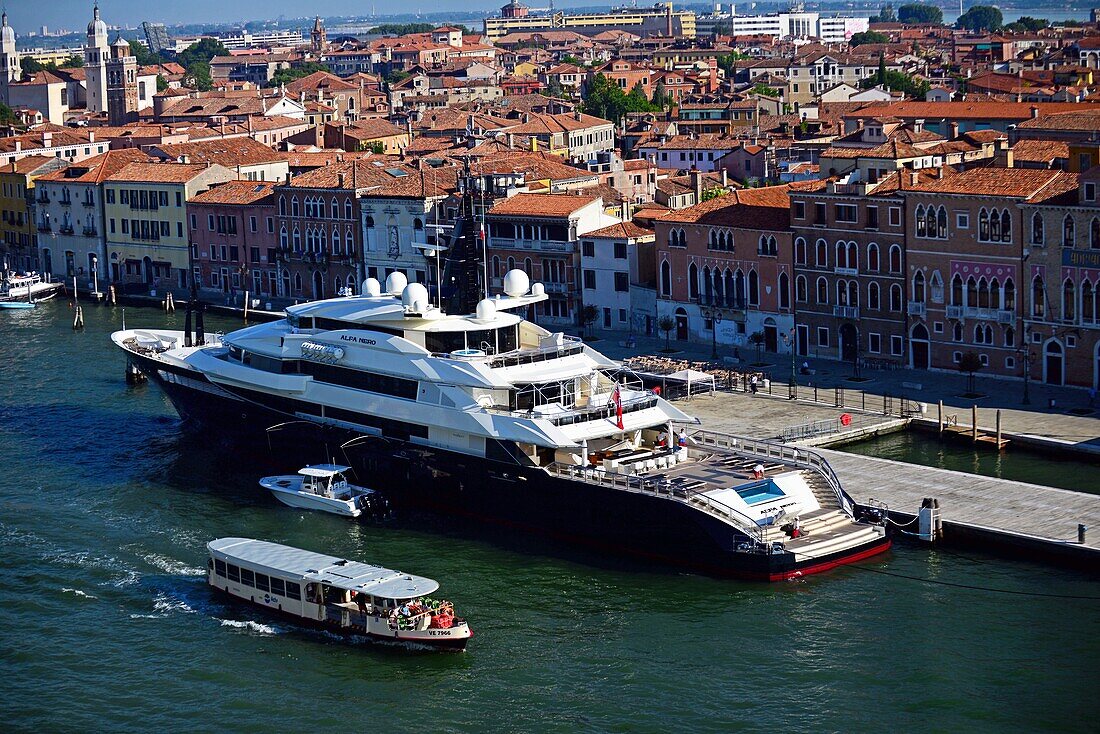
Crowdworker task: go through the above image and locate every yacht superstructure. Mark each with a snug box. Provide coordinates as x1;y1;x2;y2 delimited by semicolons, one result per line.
113;267;888;580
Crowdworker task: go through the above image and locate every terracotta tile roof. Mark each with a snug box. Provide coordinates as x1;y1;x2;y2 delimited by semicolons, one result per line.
189;181;276;206
656;186;791;230
285;71;360;94
1015;110;1100;131
584;221;654;239
329;119;407;141
475;152;595;183
152;137;284;167
106;162;219;184
1011;139;1070;163
38;149;155;184
488;192;601;218
845;101;1095;121
822;140;929;160
909;168;1078;200
2;155;58;175
646;134;742;151
284;150;375;168
504;112;613;135
282;160;418;190
360;166;457;199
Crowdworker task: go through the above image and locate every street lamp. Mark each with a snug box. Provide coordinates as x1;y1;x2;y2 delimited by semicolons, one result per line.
90;255;101;300
781;327;798;399
701;307;721;360
1022;349;1033;405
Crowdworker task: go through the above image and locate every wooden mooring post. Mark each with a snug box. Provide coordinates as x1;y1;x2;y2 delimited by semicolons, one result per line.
995;410;1002;447
971;405;978;443
938;400;944;433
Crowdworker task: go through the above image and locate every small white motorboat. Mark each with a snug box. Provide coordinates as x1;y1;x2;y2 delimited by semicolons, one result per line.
260;464;386;518
0;301;35;310
2;273;62;302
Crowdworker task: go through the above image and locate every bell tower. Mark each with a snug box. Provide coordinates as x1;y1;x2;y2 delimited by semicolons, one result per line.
84;3;109;113
0;11;21;105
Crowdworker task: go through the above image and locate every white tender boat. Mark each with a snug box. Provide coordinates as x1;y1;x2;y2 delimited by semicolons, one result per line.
207;537;472;650
2;273;63;302
260;464;385;518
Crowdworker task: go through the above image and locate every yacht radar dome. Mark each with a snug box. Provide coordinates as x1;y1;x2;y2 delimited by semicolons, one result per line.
503;269;530;297
401;283;430;310
385;272;408;296
362;278;381;297
531;282;545;297
475;299;498;321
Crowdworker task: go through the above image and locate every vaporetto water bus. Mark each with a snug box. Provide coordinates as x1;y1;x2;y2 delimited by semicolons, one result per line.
116;265;889;580
207;537;472;650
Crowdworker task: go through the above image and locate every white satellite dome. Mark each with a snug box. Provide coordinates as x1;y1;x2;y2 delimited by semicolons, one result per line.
401;282;430;309
530;282;546;297
362;278;381;297
502;269;530;297
385;271;408;296
475;298;497;321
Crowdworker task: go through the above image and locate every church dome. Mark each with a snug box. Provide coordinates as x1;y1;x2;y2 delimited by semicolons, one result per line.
1;13;15;46
87;4;107;38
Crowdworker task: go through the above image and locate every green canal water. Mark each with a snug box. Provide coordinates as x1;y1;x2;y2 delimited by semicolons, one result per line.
839;430;1100;494
2;302;1099;732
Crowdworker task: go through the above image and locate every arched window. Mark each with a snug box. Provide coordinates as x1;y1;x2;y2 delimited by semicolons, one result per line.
966;276;977;307
318;228;327;253
733;269;746;305
867;243;879;271
660;260;672;296
977;277;990;309
507;256;516;272
848;242;858;270
835;241;847;268
1064;279;1076;322
345;200;353;220
990;278;1000;309
1064;215;1076;248
953;322;963;342
848;281;858;308
1000;210;1011;242
816;239;828;267
279;196;286;215
937;207;948;239
836;280;848;305
709;230;717;249
779;272;790;309
951;273;963;305
1032;275;1045;317
332;229;342;254
915;205;926;237
702;266;713;301
979;208;990;241
974;324;985;344
492;256;501;277
292;228;301;251
890;284;903;312
1082;280;1095;324
414;218;424;231
1004;326;1015;347
688;262;699;299
868;282;880;310
293;272;302;293
365;215;375;228
748;270;759;306
795;274;807;302
989;208;1002;241
889;244;901;274
279;226;288;247
1092;218;1100;249
925;207;937;237
795;237;807;265
1032;213;1044;245
331;197;340;218
913;271;925;302
816;276;828;304
1004;278;1015;310
291;197;299;217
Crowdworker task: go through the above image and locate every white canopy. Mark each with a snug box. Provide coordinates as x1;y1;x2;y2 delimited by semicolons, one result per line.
668;369;716;386
299;464;351;478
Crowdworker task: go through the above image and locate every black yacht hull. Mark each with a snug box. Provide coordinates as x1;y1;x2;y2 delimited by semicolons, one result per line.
129;352;890;581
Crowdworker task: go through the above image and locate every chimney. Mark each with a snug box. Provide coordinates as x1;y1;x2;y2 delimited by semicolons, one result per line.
720;168;728;187
14;141;20;152
949;121;960;139
910;170;919;186
620;201;630;221
1005;148;1014;168
506;132;514;149
936;166;946;179
574;110;582;121
338;172;346;187
42;132;52;148
88;131;95;143
691;168;703;203
1030;106;1040;119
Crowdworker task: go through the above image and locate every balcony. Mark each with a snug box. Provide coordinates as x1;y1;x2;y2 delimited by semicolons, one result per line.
946;305;963;319
37;223;52;233
907;301;926;317
833;266;858;276
542;281;569;294
489;237;573;253
947;305;1015;322
59;225;75;235
82;199;96;208
82;227;98;237
59;198;72;207
36;194;49;205
832;305;859;319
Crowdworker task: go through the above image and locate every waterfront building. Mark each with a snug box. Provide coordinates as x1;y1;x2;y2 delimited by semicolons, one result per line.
903;168;1079;380
187;181;279;301
273;162;370;300
147;138;289;183
789;174;910;365
102;162;234;292
579;220;655;332
486;193;621;327
1019;167;1100;388
1;156;65;274
360;169;454;291
653;185;795;352
483;3;696;41
33;149;154;287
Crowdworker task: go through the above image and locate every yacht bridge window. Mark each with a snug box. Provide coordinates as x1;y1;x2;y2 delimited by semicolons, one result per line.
425;324;518;355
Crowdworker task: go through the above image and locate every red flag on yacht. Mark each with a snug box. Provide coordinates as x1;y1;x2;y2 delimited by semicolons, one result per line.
612;383;624;430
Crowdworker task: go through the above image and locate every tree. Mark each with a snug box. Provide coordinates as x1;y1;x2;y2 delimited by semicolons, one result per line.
185;61;213;92
543;77;565;99
371;23;437;36
0;101;17;126
561;54;584;67
176;38;229;70
850;30;891;46
701;187;727;202
1004;16;1049;32
877;51;888;85
860;70;930;98
958;351;984;395
366;141;385;154
956;5;1003;32
658;315;675;351
580;305;599;338
59;55;83;68
749;330;766;364
128;39;163;67
651;80;669;110
749;82;780;97
21;57;46;75
267;61;331;88
878;3;896;21
716;52;748;78
156;74;169;92
383;69;410;85
897;3;943;24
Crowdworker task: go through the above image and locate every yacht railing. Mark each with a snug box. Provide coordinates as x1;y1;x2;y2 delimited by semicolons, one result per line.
492;392;659;426
546;461;765;544
484;335;585;368
689;429;854;517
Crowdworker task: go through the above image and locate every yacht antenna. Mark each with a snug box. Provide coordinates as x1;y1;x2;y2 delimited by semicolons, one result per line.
479;169;488;299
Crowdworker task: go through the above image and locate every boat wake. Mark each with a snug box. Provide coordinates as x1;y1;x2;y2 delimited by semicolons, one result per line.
142;552;206;576
218;618;282;636
130;591;199;619
61;587;98;599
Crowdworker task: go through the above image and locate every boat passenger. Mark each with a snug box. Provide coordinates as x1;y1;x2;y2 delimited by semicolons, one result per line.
752;464;765;480
656;431;668;448
355;592;368;616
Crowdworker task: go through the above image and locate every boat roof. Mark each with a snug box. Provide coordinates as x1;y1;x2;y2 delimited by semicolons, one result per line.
208;538;439;599
299;464;351;477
